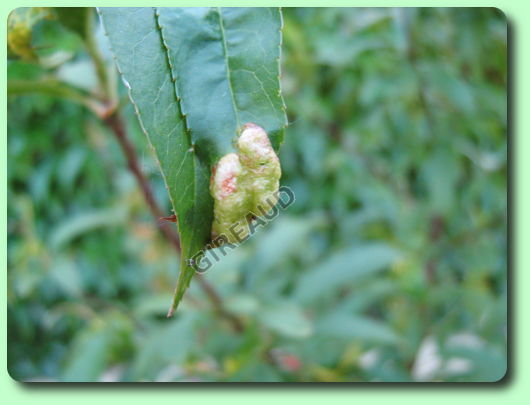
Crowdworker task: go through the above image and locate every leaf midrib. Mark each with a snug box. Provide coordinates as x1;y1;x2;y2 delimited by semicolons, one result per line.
216;7;241;132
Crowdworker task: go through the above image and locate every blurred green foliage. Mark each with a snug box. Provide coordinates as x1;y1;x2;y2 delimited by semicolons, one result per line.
7;7;507;382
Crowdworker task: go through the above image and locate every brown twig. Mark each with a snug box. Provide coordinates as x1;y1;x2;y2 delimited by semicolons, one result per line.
104;113;244;332
195;276;244;332
104;114;181;252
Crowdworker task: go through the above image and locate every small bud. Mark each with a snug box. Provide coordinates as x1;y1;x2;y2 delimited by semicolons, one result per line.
7;8;51;61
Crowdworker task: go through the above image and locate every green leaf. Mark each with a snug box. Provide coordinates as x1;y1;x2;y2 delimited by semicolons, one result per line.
259;302;313;338
317;312;400;345
31;17;82;63
54;7;90;38
130;314;196;380
98;7;287;314
49;207;126;249
155;7;287;156
8;78;99;112
246;216;319;288
61;313;133;382
61;326;110;382
294;243;401;303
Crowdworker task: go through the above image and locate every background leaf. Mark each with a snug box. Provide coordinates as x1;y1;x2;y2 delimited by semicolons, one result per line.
317;312;400;345
54;7;90;39
294;243;401;303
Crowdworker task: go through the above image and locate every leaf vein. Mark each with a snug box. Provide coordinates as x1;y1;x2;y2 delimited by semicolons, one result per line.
216;7;241;130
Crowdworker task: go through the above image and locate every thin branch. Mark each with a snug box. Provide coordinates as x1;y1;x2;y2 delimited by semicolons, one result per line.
84;8;113;103
104;114;181;251
104;113;244;332
8;79;107;117
195;276;243;333
401;9;437;137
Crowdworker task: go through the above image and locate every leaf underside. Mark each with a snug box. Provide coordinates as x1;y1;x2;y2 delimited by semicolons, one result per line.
98;7;287;314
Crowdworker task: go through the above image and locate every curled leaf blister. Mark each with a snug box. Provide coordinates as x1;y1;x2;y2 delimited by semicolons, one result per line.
210;123;281;243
